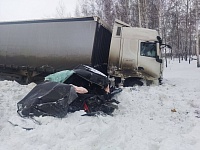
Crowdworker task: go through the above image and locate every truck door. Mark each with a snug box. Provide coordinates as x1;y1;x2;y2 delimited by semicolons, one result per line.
137;41;161;79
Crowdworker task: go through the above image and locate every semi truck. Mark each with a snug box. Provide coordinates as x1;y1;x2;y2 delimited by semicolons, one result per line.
0;16;166;86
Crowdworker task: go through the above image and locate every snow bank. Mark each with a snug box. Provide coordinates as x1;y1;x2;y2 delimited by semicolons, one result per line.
0;60;200;150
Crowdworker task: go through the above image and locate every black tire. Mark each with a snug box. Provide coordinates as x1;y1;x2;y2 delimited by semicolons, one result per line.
123;78;143;87
158;78;163;85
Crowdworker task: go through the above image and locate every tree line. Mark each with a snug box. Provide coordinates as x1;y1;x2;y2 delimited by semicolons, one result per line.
74;0;200;66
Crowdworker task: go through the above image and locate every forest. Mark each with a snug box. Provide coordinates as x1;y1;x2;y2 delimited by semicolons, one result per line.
69;0;200;66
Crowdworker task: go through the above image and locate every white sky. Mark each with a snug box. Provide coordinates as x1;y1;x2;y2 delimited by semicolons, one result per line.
0;0;78;22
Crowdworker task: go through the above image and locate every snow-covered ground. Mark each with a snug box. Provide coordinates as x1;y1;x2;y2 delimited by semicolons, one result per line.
0;59;200;150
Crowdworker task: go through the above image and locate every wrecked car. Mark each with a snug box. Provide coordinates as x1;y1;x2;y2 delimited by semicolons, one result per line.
17;65;122;118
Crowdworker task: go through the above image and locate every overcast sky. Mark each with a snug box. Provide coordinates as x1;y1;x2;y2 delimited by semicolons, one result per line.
0;0;78;21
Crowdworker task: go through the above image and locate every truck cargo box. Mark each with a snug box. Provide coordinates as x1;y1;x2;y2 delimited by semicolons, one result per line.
0;17;112;82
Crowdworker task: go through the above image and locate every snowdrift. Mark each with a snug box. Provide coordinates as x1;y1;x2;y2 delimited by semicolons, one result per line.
0;60;200;150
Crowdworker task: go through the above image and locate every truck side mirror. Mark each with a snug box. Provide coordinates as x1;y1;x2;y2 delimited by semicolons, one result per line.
156;43;161;57
155;42;162;63
157;36;162;44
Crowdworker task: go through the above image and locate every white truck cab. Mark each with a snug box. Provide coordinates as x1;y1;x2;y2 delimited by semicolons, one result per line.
108;19;163;86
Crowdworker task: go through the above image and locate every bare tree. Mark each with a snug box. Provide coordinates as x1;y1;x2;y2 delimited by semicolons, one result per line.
56;0;66;18
102;0;115;26
137;0;142;27
189;0;192;64
80;0;103;18
75;4;81;17
129;0;139;27
143;0;149;28
184;0;189;61
80;0;91;16
113;0;131;24
137;0;149;28
158;0;163;36
196;0;200;67
56;0;71;18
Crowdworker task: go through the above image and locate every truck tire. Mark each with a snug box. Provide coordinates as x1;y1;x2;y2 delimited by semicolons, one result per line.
158;78;163;85
123;78;143;87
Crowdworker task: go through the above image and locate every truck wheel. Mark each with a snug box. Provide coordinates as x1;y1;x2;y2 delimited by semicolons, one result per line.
123;78;143;87
158;78;163;85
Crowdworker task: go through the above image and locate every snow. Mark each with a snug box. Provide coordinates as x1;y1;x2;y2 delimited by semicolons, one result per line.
0;59;200;150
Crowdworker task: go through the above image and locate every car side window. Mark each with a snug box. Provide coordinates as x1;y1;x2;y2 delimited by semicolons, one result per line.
140;42;157;58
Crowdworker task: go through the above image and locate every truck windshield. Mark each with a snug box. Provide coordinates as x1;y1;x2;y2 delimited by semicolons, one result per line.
140;42;156;58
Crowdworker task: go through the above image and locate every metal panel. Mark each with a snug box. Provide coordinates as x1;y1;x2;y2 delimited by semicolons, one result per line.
92;23;112;74
0;18;97;70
